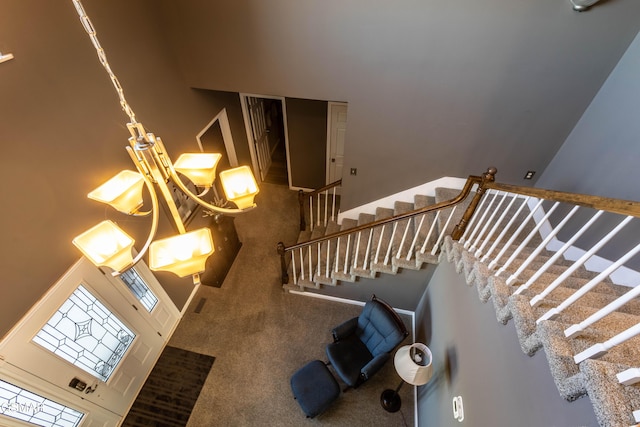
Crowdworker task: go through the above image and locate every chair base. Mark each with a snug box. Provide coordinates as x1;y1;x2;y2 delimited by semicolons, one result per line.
380;389;402;413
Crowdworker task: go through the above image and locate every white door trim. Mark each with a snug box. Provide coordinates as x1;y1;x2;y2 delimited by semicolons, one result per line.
239;93;293;189
196;108;238;167
0;364;121;426
326;101;348;185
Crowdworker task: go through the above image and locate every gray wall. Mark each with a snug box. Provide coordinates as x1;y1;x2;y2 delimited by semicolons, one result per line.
307;266;435;312
536;31;640;265
0;1;236;338
285;98;327;189
415;260;599;426
158;0;640;210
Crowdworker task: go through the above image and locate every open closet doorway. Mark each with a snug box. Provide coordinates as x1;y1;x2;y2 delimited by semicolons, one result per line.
240;94;291;187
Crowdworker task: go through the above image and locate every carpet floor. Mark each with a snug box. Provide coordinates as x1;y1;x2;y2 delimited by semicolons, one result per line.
166;183;416;426
121;346;215;427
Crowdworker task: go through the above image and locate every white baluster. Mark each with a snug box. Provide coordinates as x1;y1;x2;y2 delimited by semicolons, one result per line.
462;189;494;248
481;196;530;263
317;194;321;227
316;242;321;278
431;206;457;256
532;215;634;310
574;322;640;364
515;210;604;295
467;190;500;251
617;367;640;386
335;237;341;273
299;248;305;283
384;222;399;266
291;250;298;285
309;198;314;232
324;190;329;227
407;214;426;261
487;198;544;271
344;234;351;274
537;239;640;322
420;211;440;254
505;204;579;286
308;246;312;281
396;217;412;260
375;225;386;264
354;231;362;269
363;228;374;270
331;186;337;221
475;192;516;258
326;237;331;278
495;201;560;277
565;279;640;338
472;191;508;257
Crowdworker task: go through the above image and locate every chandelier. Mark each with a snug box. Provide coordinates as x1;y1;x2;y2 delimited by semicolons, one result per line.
70;0;259;283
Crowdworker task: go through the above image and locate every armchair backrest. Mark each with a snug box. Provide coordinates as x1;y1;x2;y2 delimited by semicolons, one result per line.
356;298;408;357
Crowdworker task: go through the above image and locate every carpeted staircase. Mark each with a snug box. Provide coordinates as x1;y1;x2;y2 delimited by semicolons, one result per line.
283;185;640;427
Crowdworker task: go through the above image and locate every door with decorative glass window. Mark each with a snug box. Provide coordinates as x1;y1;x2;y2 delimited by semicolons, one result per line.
0;257;175;420
0;363;119;426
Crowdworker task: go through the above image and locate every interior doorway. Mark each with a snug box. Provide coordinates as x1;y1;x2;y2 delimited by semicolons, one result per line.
240;94;291;187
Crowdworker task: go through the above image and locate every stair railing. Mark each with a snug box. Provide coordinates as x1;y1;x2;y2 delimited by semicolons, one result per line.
454;177;640;405
277;167;497;287
297;180;342;232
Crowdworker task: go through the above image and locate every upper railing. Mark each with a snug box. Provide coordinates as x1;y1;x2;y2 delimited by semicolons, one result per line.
279;166;640;424
277;167;497;286
454;177;640;424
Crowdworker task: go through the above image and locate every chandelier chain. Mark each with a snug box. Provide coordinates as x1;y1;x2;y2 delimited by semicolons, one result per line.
72;0;138;125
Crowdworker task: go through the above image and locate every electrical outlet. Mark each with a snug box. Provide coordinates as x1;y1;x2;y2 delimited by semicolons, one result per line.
350;168;357;176
524;170;536;180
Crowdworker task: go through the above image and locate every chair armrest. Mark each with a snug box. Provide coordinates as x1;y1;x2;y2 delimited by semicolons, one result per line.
360;353;390;381
331;317;358;342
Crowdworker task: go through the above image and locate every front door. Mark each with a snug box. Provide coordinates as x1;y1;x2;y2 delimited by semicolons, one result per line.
0;258;174;420
0;363;119;426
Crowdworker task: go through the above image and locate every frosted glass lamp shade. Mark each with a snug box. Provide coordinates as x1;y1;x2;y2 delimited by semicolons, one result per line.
394;343;433;386
73;220;135;271
148;228;214;277
88;170;144;214
174;153;222;187
219;166;259;209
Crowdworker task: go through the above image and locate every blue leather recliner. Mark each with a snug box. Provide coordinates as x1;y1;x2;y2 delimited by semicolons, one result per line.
326;295;409;389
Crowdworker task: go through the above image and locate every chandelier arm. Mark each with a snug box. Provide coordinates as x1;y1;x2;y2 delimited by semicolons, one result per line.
128;209;153;217
197;187;211;198
119;173;161;275
108;148;163;276
150;135;256;214
169;168;256;214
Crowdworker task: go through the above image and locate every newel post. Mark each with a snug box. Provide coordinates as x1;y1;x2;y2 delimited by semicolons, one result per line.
451;166;497;240
277;242;289;285
298;190;306;231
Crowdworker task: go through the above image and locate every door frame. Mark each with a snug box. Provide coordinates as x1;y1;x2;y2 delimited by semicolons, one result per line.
0;363;120;426
196;108;238;167
239;93;293;189
326;101;348;185
0;257;179;421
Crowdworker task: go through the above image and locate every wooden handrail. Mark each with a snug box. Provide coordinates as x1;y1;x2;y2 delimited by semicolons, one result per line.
485;182;640;218
281;169;494;253
303;179;342;198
